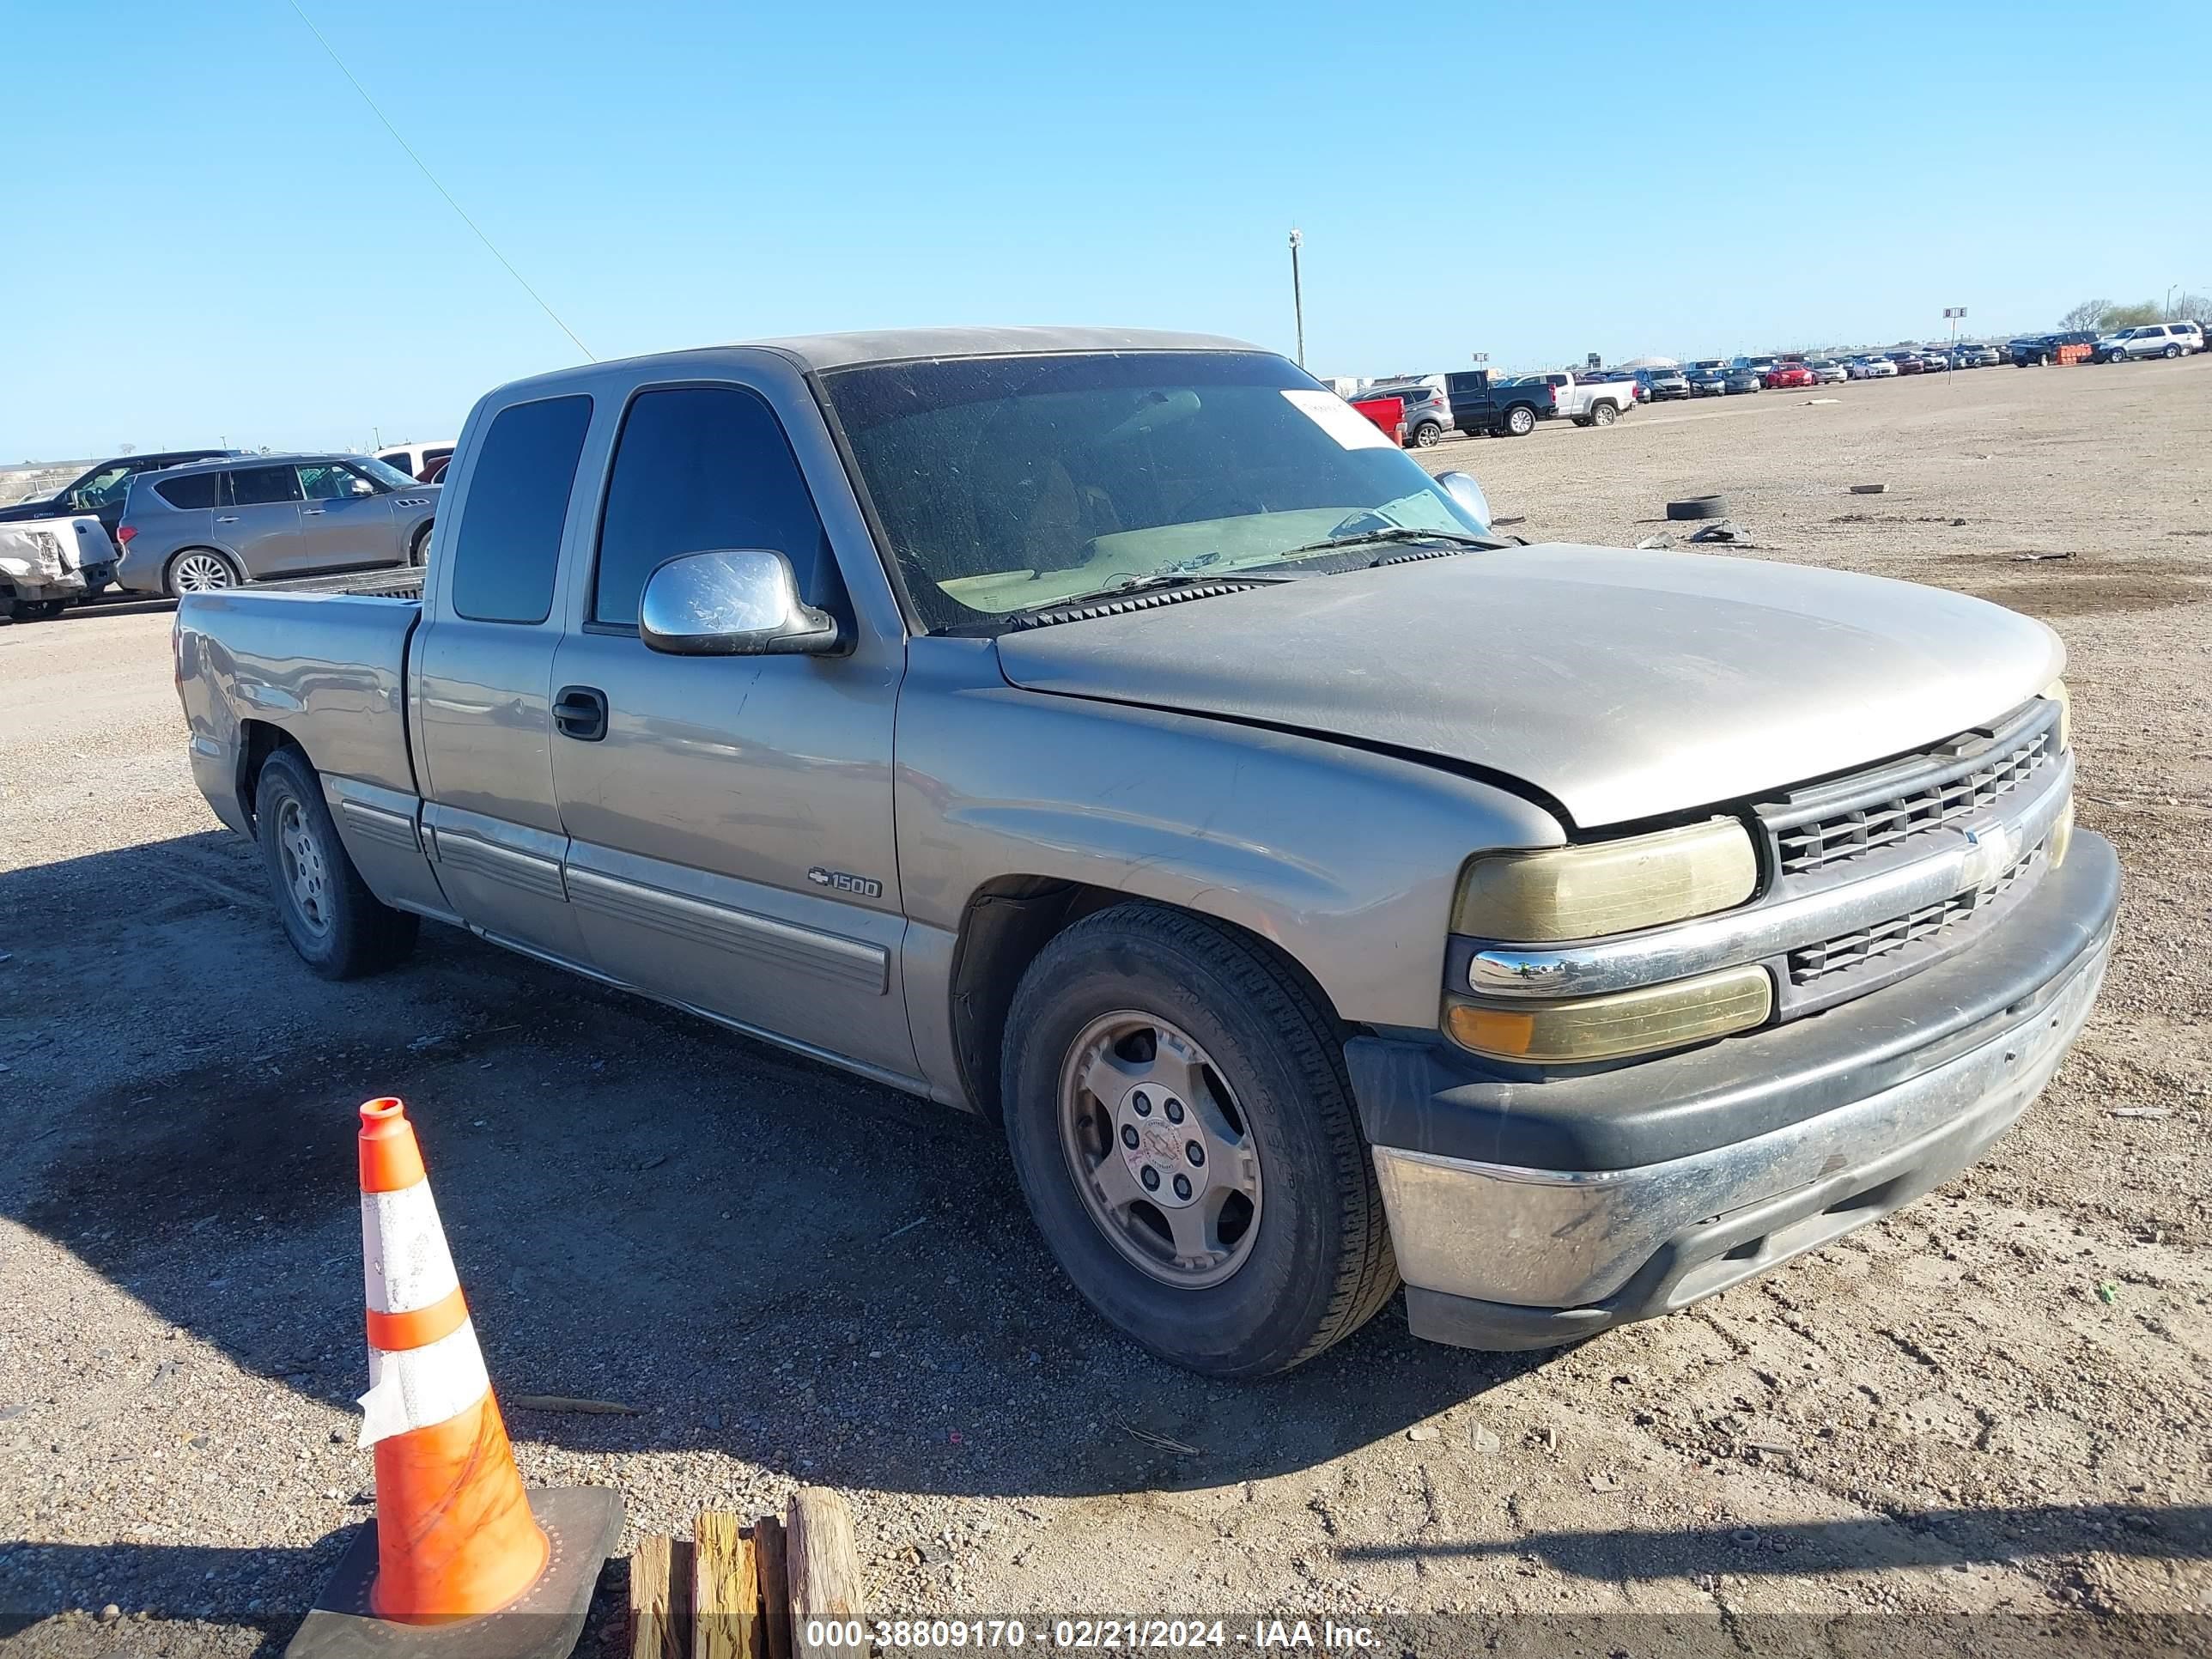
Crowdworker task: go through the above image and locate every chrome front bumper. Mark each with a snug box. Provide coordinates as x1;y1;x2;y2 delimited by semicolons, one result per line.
1354;830;2118;1349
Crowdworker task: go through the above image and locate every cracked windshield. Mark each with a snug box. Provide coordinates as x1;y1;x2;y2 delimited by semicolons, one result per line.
824;350;1490;629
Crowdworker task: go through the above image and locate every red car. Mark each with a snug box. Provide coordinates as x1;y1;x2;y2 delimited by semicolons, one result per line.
1762;362;1817;390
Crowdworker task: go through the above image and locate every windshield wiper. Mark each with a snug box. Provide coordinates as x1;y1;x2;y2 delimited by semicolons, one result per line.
1012;569;1288;617
1279;526;1498;560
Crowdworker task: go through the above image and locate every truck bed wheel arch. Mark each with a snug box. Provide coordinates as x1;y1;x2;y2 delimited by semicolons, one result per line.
238;720;313;832
947;876;1343;1125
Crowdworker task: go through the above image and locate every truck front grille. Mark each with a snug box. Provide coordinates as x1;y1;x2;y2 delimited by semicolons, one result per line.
1759;700;2059;878
1789;838;2043;984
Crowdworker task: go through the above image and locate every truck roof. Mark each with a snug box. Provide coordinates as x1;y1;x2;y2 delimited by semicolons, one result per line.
497;326;1264;395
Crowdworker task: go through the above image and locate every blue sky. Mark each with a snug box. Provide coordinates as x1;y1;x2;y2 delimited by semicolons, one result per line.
4;2;2206;459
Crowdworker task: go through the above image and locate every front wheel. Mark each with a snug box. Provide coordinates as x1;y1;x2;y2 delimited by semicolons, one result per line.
1504;404;1537;437
409;523;433;565
255;747;419;979
1001;904;1397;1377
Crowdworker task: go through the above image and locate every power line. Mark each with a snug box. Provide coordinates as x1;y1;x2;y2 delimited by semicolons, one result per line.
283;0;594;362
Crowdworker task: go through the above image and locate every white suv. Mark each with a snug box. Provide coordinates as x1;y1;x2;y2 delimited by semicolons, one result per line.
2108;323;2203;361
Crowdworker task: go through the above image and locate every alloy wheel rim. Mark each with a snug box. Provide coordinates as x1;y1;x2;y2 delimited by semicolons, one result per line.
174;554;234;592
1057;1011;1262;1289
277;798;332;937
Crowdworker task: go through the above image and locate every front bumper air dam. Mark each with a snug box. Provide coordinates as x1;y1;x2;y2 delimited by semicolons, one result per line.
1350;830;2119;1350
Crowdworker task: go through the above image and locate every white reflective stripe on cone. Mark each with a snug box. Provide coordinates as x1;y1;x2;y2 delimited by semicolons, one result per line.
357;1319;491;1448
361;1178;460;1316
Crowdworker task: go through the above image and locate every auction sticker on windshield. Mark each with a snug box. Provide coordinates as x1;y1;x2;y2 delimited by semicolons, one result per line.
1280;388;1395;451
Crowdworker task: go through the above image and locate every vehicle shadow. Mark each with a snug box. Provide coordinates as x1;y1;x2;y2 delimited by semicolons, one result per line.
2;833;1535;1512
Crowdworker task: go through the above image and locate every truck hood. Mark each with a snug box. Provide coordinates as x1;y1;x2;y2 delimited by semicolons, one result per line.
993;545;2063;829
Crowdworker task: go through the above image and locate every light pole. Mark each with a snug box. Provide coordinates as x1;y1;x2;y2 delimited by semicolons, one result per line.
2166;284;2177;320
1288;227;1305;369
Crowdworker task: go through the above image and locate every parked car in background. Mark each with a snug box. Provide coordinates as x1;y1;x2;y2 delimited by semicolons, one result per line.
173;325;2113;1374
0;449;240;595
1521;372;1633;428
0;513;112;620
2009;331;2098;367
375;441;459;483
1763;362;1817;390
1637;366;1692;400
1686;367;1729;397
116;454;439;597
1723;368;1762;394
1360;380;1454;447
1806;359;1850;384
2106;323;2201;360
1444;369;1559;437
1954;343;2001;368
1731;357;1778;381
1848;356;1899;379
1887;352;1927;375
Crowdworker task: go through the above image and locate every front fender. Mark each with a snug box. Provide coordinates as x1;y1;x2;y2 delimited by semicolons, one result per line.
894;638;1565;1032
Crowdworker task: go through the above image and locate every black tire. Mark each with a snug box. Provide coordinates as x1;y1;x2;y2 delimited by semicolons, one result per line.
1504;404;1537;438
254;747;419;979
1591;401;1619;428
1666;494;1729;521
1411;421;1443;448
11;599;68;621
1000;902;1398;1377
409;522;433;565
1571;416;1591;428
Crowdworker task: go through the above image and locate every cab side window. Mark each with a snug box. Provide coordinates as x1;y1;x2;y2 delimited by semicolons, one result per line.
447;395;594;624
591;386;839;629
223;465;305;507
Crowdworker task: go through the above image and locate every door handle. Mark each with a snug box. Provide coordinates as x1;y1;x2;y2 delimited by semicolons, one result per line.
301;507;327;516
216;515;239;524
552;684;608;742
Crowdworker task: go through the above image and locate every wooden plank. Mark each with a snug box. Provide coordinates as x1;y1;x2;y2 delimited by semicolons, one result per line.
694;1510;760;1659
787;1489;865;1659
752;1515;793;1659
629;1534;692;1659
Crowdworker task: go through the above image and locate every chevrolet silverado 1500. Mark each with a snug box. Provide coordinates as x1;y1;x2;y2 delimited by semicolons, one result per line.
174;327;2117;1376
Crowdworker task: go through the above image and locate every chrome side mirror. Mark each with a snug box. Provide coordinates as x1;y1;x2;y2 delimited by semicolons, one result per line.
639;548;842;657
1435;471;1492;532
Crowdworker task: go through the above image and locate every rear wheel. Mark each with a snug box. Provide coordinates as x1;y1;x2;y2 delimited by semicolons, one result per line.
2164;344;2180;358
1591;401;1619;428
1412;421;1443;448
255;747;418;979
166;550;240;598
1001;903;1397;1376
1504;404;1537;437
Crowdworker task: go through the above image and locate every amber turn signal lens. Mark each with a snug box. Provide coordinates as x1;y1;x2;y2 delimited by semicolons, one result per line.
1445;964;1773;1063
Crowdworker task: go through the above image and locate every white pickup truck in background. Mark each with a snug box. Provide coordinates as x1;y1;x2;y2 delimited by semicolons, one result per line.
1522;371;1635;428
0;513;112;621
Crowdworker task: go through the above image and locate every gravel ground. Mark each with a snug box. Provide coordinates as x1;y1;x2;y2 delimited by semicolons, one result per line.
1;358;2207;1658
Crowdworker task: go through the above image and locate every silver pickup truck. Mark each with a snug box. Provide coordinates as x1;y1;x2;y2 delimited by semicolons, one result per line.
175;326;2118;1376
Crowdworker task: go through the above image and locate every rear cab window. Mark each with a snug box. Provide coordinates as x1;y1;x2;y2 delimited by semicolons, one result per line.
447;395;594;624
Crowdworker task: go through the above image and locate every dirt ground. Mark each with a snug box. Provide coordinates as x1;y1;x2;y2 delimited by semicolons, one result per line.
2;359;2207;1658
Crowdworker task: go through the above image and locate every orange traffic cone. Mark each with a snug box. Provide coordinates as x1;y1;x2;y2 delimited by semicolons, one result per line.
286;1098;621;1659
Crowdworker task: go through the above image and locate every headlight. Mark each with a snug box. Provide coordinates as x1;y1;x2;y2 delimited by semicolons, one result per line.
2041;678;2070;751
1445;964;1772;1063
1453;817;1758;943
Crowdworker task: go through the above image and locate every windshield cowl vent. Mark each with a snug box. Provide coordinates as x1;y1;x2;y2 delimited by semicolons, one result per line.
1004;580;1272;630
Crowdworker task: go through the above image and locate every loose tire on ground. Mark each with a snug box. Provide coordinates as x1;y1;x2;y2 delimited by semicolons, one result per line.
254;747;419;979
1000;902;1398;1377
1666;494;1729;521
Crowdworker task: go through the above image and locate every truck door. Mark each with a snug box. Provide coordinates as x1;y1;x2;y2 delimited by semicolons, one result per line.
547;380;915;1078
411;392;598;965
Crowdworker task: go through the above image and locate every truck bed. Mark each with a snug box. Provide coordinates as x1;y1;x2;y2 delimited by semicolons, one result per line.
174;588;424;831
247;565;427;600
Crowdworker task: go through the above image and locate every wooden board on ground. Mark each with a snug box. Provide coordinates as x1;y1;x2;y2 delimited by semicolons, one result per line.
694;1510;761;1659
787;1489;865;1659
629;1532;693;1659
753;1516;792;1659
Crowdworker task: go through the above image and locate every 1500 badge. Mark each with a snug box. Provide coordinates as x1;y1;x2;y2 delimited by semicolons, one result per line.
807;867;883;899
